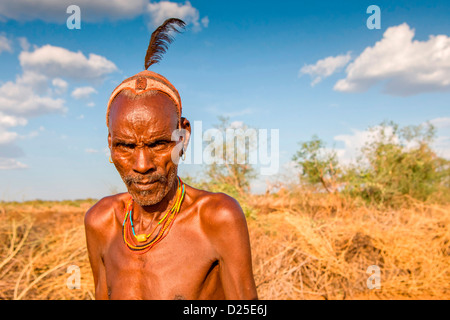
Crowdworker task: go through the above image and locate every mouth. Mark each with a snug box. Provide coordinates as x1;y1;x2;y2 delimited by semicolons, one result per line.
133;180;159;191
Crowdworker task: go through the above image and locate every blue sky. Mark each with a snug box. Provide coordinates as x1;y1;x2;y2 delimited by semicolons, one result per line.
0;0;449;201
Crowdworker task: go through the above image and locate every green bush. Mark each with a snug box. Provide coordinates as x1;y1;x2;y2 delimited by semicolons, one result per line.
293;121;450;206
292;135;340;193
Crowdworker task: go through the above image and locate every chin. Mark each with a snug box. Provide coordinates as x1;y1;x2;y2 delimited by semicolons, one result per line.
129;187;167;206
122;167;178;206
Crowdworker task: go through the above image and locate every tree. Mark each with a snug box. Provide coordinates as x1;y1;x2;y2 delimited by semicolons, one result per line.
293;121;450;205
292;135;341;193
186;117;257;217
204;116;256;196
345;121;450;204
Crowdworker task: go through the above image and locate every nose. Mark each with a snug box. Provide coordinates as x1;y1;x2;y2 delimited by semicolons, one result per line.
132;147;156;174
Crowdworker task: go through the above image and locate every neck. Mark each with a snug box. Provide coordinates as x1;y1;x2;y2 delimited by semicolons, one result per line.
132;177;179;223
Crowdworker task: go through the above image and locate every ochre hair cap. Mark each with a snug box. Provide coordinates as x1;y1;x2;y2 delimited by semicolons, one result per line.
106;70;182;127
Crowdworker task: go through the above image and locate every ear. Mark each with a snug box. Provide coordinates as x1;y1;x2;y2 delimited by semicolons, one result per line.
171;118;191;164
108;131;112;149
180;117;191;150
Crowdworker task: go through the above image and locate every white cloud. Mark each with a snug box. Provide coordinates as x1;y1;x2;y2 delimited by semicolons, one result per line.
300;52;352;86
0;0;208;31
0;78;66;117
229;121;244;129
331;122;450;166
201;16;209;28
334;23;450;96
0;41;115;119
0;157;28;170
19;44;118;80
71;86;98;100
0;130;18;144
85;148;99;154
0;33;12;53
18;37;30;51
0;0;147;23
52;78;68;94
429;117;450;129
147;1;208;31
0;112;26;145
431;136;450;159
14;71;49;96
0;44;67;169
0;112;27;127
0;38;116;169
333;126;399;166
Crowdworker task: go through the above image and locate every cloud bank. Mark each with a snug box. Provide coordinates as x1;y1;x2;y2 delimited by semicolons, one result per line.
334;23;450;96
0;0;208;31
0;38;118;169
301;23;450;96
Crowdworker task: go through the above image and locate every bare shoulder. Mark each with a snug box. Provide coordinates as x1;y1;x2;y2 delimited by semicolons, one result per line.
84;193;129;234
185;184;247;231
184;184;252;263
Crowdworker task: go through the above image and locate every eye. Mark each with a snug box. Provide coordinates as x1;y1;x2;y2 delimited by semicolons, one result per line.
115;142;136;150
148;140;174;150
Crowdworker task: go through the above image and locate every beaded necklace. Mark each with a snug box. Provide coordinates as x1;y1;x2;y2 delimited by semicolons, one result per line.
122;176;185;254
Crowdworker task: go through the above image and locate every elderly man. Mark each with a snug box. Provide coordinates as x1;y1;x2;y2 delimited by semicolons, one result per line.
84;18;257;300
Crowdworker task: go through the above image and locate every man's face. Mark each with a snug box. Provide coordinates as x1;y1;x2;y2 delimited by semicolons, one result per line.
108;92;181;206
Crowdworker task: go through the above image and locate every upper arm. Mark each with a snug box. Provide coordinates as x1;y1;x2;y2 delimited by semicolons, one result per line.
203;193;258;300
84;200;110;300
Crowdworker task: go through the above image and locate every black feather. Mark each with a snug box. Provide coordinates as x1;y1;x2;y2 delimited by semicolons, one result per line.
144;18;186;70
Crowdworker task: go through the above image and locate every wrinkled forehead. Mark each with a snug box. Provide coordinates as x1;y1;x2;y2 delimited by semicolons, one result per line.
108;91;179;137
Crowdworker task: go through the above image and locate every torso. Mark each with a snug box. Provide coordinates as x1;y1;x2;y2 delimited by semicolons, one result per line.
98;187;226;300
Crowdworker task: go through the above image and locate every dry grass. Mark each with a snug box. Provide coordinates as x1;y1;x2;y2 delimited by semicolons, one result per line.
248;188;450;300
0;201;95;300
0;190;449;300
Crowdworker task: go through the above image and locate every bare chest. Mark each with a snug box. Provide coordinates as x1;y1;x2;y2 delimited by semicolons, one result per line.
103;222;220;299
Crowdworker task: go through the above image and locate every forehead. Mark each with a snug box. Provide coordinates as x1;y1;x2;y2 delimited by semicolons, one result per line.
109;91;178;138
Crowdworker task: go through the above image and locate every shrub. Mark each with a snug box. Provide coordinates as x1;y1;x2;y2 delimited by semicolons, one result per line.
293;121;450;206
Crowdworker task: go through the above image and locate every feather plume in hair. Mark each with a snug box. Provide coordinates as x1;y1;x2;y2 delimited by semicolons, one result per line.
144;18;186;70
